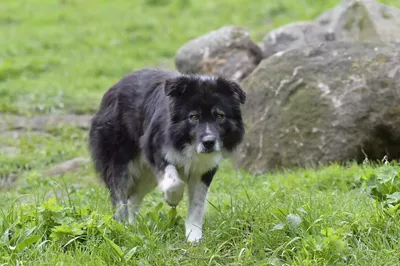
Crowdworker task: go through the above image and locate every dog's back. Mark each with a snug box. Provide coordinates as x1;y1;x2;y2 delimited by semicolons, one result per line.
89;69;177;179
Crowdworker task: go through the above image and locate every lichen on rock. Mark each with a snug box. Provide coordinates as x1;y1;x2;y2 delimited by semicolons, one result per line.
233;41;400;174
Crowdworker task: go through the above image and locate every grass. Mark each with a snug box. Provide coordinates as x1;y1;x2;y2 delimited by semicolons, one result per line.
2;159;400;265
1;0;400;265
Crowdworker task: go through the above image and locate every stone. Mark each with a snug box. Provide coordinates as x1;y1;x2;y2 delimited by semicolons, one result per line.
261;0;400;59
175;25;263;81
0;146;19;156
262;21;330;59
233;41;400;174
316;0;400;44
44;157;90;177
0;173;17;188
0;114;92;132
0;130;52;138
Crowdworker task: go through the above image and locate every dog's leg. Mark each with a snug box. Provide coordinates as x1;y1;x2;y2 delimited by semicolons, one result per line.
158;164;185;207
127;177;157;223
107;165;134;223
111;189;130;223
126;192;145;224
185;167;217;243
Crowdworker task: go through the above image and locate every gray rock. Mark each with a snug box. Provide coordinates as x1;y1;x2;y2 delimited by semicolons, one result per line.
233;41;400;174
0;114;92;132
0;173;17;188
261;0;400;59
175;25;263;81
44;157;90;177
262;21;331;59
0;130;53;139
0;146;19;156
316;0;400;44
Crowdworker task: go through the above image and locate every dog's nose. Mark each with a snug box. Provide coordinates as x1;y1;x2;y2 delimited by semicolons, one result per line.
202;136;216;150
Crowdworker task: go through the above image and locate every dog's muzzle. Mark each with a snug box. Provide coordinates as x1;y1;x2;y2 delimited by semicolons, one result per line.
198;135;218;153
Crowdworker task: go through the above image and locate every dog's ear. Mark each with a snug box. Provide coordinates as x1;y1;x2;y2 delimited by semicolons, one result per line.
164;76;190;97
218;78;246;104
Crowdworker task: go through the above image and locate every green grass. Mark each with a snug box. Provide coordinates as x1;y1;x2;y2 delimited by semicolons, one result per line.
1;0;400;265
2;160;400;265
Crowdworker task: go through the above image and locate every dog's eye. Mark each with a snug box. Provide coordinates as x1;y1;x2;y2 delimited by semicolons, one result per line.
216;114;224;121
190;115;198;121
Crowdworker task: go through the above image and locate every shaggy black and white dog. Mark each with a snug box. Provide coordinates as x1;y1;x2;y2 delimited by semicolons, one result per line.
89;68;245;242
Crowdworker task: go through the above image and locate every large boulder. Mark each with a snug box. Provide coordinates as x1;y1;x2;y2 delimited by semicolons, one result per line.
233;41;400;174
261;0;400;59
316;0;400;44
175;26;263;81
262;21;332;59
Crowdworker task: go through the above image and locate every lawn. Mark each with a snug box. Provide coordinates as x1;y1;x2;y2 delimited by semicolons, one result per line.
1;0;400;265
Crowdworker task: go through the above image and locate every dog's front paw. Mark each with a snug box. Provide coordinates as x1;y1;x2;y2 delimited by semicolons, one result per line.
185;224;203;243
163;179;185;207
160;165;185;207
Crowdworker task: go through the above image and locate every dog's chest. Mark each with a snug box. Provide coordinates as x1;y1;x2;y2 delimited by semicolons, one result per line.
164;148;222;179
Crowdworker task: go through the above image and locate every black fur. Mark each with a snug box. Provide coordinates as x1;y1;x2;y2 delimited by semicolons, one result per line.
201;167;218;187
89;68;245;215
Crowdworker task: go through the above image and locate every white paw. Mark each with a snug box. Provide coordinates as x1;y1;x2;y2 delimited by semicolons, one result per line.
163;179;184;206
114;201;128;222
160;165;185;206
185;224;203;243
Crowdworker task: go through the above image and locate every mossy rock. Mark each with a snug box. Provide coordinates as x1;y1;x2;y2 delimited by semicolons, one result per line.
260;0;400;61
234;41;400;174
316;0;400;44
175;25;263;82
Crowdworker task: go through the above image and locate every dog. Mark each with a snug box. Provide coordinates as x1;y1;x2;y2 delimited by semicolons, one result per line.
88;68;246;242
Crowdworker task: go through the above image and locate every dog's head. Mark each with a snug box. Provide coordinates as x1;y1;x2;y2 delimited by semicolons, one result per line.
164;74;246;155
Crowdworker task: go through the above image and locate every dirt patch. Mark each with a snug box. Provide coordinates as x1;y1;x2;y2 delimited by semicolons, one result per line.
0;113;93;188
0;113;92;132
43;157;90;177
